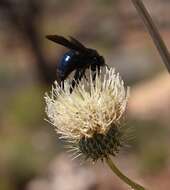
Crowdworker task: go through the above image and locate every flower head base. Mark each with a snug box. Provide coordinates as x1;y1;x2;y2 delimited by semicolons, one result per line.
45;67;129;161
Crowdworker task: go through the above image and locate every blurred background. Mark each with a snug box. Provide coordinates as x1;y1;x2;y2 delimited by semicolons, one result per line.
0;0;170;190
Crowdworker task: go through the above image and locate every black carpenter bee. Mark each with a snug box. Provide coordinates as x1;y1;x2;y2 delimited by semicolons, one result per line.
46;35;106;90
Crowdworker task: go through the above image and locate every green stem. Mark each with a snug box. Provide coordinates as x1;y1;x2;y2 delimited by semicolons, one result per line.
106;156;146;190
131;0;170;73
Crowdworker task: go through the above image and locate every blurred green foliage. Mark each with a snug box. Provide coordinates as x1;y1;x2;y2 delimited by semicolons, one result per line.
0;84;59;190
129;119;170;174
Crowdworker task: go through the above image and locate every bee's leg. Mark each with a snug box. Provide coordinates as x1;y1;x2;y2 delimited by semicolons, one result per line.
58;75;66;90
70;69;86;93
92;64;109;81
60;81;64;89
105;64;110;69
82;69;88;81
91;65;101;81
78;68;86;82
71;69;80;91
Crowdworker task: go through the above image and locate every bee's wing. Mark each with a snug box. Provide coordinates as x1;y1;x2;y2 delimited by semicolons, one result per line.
46;35;87;52
46;35;75;49
69;36;87;51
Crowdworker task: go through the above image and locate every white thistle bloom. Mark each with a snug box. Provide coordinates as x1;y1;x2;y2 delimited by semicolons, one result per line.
45;67;129;161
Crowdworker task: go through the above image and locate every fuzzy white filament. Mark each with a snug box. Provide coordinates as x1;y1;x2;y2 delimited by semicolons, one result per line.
45;67;129;142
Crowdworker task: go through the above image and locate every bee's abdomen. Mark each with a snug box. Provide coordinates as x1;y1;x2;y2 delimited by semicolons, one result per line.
57;50;77;79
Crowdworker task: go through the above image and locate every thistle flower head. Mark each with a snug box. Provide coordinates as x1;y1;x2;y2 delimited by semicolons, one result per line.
45;68;129;161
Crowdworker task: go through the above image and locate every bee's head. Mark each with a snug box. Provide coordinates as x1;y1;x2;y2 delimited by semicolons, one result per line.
87;49;105;66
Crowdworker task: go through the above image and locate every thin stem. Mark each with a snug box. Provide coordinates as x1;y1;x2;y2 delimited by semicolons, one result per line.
131;0;170;73
106;156;146;190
